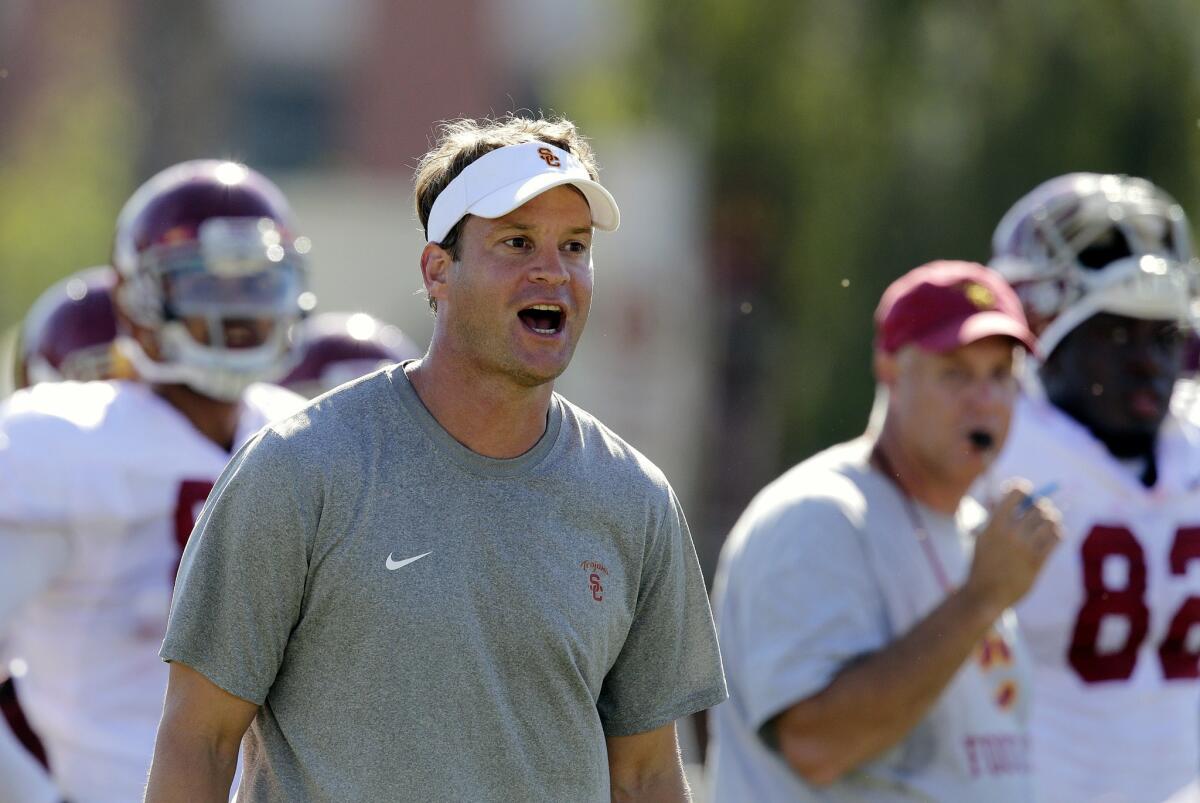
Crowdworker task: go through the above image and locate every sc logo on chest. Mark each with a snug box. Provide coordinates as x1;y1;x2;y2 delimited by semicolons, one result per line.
581;560;609;602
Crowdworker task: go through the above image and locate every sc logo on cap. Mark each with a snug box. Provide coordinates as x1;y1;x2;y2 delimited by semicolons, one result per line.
537;147;561;168
963;282;995;310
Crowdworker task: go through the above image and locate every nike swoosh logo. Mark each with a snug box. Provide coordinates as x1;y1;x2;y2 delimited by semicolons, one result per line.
385;551;431;571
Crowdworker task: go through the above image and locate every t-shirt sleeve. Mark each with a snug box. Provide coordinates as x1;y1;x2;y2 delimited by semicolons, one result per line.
160;427;317;705
721;491;888;736
597;487;727;737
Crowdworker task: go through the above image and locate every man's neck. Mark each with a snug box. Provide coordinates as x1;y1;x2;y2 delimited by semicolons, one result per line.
871;427;966;515
405;354;554;459
154;384;240;452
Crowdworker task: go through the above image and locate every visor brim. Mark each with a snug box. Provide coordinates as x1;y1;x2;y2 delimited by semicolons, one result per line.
465;172;619;233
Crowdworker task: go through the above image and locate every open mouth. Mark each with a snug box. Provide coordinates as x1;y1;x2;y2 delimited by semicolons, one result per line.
1128;387;1165;420
517;304;564;336
221;318;271;349
967;429;995;452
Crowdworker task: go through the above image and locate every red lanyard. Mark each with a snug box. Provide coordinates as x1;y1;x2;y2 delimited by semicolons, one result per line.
871;447;955;592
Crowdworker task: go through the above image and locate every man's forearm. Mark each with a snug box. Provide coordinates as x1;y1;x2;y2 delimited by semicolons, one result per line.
776;585;1004;784
610;762;690;803
607;723;692;803
143;731;238;803
145;662;258;802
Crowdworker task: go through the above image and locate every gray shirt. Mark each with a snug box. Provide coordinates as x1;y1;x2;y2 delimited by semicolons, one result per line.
161;365;726;802
710;438;1032;802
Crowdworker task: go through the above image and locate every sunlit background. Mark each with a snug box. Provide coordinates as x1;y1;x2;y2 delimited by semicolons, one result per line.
3;0;1199;614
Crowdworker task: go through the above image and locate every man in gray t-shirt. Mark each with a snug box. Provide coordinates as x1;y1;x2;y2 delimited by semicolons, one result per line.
710;261;1061;802
144;117;726;803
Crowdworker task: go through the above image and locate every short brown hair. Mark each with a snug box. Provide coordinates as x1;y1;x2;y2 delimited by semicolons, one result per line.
414;114;601;262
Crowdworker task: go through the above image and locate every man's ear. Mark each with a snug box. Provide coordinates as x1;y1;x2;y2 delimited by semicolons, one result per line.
421;242;453;309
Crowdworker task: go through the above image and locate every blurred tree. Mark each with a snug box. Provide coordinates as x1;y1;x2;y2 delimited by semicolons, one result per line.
126;0;225;176
0;1;137;335
565;0;1200;568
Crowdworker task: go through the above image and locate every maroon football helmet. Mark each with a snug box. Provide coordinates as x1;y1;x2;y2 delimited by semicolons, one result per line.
112;160;313;401
16;266;133;389
281;312;421;398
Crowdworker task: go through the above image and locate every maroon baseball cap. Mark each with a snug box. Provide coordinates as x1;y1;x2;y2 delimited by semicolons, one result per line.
874;260;1037;355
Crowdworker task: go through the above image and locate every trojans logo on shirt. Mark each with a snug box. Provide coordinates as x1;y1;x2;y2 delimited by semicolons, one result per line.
580;560;608;602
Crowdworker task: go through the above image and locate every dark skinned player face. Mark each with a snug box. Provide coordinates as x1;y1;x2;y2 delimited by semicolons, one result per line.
1039;311;1185;460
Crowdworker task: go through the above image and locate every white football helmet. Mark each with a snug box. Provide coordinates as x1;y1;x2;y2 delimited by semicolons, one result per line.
990;173;1196;357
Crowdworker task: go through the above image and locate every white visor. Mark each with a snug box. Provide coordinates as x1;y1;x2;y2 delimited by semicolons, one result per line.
425;141;620;244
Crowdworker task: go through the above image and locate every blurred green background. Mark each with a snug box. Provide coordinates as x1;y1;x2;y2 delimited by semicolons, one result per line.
2;0;1198;571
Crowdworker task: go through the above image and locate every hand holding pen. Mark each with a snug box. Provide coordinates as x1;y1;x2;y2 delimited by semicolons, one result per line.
967;480;1064;615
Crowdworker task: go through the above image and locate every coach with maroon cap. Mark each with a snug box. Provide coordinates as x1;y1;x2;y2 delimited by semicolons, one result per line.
710;260;1062;802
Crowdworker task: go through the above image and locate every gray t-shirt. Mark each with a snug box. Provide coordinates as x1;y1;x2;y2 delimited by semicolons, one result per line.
161;365;726;802
710;438;1032;802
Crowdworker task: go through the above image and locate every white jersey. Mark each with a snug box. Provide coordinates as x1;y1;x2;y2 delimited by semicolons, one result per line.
0;379;304;803
984;392;1200;803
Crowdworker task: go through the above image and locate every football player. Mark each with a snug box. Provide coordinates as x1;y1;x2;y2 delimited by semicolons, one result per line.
0;160;310;803
985;173;1200;803
280;311;421;399
13;266;134;389
2;265;138;791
